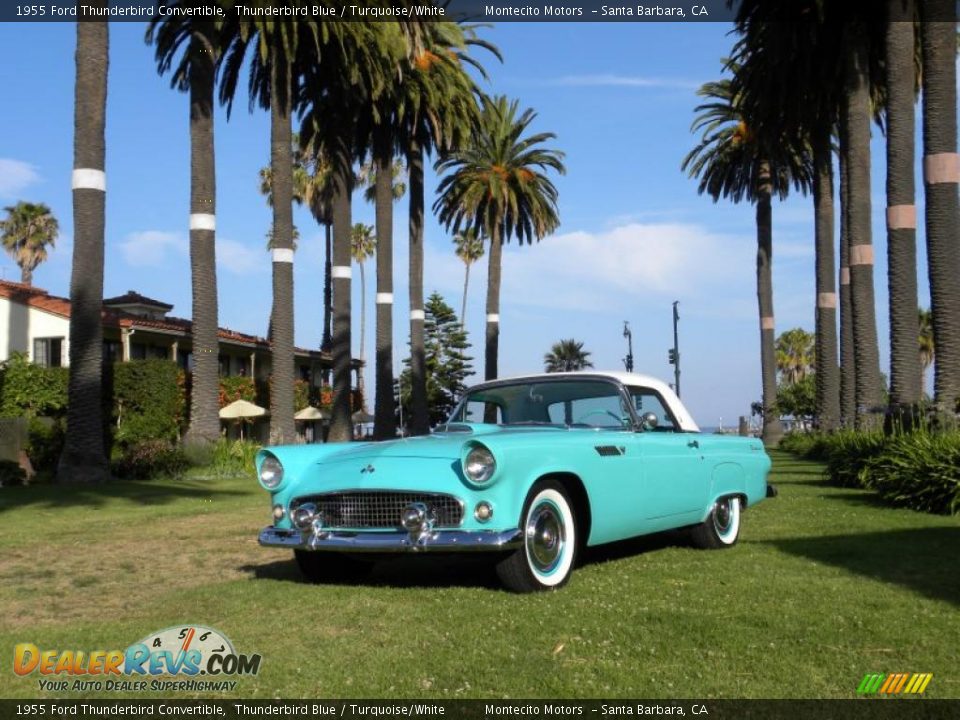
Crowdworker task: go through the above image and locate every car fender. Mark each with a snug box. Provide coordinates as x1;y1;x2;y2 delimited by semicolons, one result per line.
704;461;746;521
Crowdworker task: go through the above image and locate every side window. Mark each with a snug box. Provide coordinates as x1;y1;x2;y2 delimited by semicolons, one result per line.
460;400;503;424
630;389;677;431
549;393;630;428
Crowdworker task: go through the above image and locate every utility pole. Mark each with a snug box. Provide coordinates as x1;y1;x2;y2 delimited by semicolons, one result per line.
668;301;681;398
623;321;634;373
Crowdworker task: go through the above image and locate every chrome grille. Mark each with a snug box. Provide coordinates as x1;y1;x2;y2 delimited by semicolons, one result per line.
290;491;464;529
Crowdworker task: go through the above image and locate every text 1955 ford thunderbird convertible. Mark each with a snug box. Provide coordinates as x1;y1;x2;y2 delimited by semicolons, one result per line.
257;371;774;592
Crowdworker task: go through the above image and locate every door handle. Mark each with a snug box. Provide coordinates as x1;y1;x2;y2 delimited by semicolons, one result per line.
687;439;700;449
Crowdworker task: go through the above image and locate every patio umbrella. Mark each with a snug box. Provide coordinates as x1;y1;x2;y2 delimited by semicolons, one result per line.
351;410;374;424
219;399;267;439
294;406;329;422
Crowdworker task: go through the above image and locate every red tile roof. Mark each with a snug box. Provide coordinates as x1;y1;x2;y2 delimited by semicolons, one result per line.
103;290;174;311
0;280;333;361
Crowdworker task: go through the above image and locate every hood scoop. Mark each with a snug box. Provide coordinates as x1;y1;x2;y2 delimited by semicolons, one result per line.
433;423;474;434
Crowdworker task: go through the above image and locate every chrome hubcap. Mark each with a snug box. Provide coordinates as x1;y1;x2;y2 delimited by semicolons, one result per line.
526;502;565;574
714;499;733;535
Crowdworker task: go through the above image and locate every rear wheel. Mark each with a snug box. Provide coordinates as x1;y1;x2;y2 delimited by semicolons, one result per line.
294;550;372;584
690;496;741;549
496;481;578;592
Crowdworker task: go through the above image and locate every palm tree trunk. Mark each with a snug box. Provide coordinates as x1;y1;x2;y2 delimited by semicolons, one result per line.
484;225;503;383
407;143;430;435
461;263;470;328
756;161;782;447
59;16;109;483
357;261;366;409
21;266;32;286
844;27;886;428
268;55;296;445
329;168;353;442
885;5;922;413
812;128;840;431
184;28;220;447
373;157;396;440
838;112;856;427
920;3;960;413
322;222;332;384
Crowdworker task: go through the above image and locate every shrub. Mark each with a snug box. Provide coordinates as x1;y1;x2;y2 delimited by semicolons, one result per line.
26;417;65;474
778;431;818;457
113;440;189;480
111;360;186;448
822;429;887;488
0;352;68;418
0;460;27;487
209;438;260;478
862;432;960;514
220;376;257;407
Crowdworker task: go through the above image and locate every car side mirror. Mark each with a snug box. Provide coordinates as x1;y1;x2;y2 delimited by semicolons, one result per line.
641;412;658;431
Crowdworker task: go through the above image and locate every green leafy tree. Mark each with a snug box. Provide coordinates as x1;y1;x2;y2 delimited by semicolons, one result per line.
351;223;376;411
682;68;809;447
777;374;816;422
0;202;58;285
544;339;594;373
775;328;815;385
397;292;473;428
435;95;565;385
919;307;935;392
454;228;485;326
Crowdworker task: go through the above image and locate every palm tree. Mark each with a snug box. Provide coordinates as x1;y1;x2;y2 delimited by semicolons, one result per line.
775;328;815;385
544;339;593;373
884;0;923;411
454;228;484;326
434;95;565;385
728;15;842;432
920;2;960;413
682;72;808;447
359;157;406;440
0;202;58;285
147;7;222;446
351;223;376;412
918;307;935;392
59;13;109;484
399;23;498;436
842;21;886;427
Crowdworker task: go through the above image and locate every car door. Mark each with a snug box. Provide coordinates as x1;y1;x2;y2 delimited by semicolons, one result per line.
627;388;708;522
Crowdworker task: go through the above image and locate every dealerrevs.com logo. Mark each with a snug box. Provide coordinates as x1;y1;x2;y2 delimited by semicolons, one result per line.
14;625;261;693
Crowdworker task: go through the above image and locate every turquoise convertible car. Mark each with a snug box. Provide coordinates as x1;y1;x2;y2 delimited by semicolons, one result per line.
257;371;774;592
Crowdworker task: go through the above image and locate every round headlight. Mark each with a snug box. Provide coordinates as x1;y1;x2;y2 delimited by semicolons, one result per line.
259;455;284;490
464;445;496;485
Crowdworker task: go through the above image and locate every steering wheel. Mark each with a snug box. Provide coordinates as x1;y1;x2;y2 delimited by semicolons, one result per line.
574;409;625;426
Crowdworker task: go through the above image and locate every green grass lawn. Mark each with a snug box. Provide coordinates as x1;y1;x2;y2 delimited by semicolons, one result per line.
0;450;956;699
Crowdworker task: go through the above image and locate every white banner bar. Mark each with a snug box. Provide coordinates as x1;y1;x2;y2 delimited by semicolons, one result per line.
331;265;351;279
190;213;216;231
72;169;106;191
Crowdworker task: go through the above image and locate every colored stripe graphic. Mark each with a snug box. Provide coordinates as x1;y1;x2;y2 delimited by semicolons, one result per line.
858;672;932;695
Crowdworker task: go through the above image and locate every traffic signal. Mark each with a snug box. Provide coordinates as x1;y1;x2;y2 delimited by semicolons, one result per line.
668;348;678;365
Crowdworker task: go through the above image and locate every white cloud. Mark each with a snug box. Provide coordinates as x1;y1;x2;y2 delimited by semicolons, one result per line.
0;159;41;198
119;231;187;267
553;74;698;90
485;222;749;312
216;237;266;275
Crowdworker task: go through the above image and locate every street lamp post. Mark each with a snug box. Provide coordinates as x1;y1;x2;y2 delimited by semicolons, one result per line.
668;301;681;398
623;321;634;373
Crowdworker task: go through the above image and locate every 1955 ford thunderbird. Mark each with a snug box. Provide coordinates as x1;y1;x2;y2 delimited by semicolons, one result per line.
256;371;774;592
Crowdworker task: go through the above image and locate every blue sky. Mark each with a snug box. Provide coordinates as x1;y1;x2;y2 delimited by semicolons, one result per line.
0;20;934;427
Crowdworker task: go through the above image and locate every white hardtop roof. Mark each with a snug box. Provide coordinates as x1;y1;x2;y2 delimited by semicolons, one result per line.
469;371;700;432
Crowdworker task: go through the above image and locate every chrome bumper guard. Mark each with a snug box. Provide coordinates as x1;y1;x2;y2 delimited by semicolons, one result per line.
259;526;523;553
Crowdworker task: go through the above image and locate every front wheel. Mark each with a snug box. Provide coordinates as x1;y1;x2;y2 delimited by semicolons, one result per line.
690;496;742;549
496;481;578;593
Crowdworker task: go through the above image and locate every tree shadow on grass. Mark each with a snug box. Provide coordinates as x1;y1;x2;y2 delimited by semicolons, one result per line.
0;476;248;514
767;527;960;606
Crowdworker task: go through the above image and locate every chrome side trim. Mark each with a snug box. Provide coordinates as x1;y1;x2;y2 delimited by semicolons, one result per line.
259;526;522;553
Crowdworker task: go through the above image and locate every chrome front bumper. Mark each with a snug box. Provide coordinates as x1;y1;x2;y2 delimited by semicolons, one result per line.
259;526;523;553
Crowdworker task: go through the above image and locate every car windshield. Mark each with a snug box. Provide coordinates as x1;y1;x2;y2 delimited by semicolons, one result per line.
449;379;633;429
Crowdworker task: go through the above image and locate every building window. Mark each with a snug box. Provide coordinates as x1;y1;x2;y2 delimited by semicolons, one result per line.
130;342;147;360
33;337;63;367
103;340;121;363
219;354;231;377
177;350;193;372
299;365;311;382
